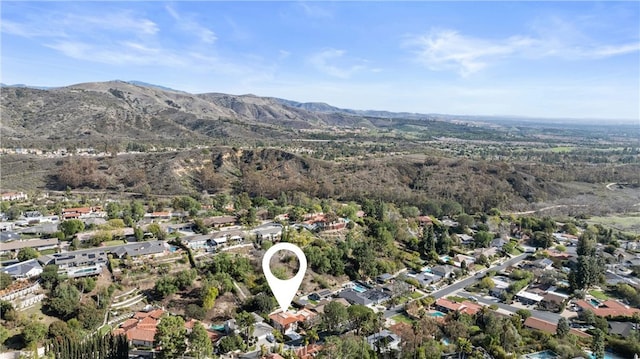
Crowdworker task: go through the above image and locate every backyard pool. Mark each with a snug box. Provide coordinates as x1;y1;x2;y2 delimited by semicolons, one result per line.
523;350;558;359
590;298;600;307
353;284;368;293
429;311;446;318
210;324;225;332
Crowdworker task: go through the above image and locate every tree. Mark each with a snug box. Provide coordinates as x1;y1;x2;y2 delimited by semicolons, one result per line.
0;272;12;290
577;230;597;256
473;231;493;248
570;255;604;291
46;332;128;359
154;277;178;299
457;214;474;229
134;226;144;241
40;264;60;289
17;247;39;261
201;285;218;311
217;334;244;354
48;320;78;342
193;219;210;235
318;335;372;359
155;315;187;359
347;304;377;336
420;225;436;255
147;223;166;240
479;277;496;290
0;300;16;322
22;320;47;347
591;329;605;359
236;311;256;341
188;322;212;359
515;309;531;321
0;326;9;347
175;269;197;290
58;219;85;239
77;299;104;330
47;282;81;319
436;231;452;255
532;231;554;249
106;202;122;220
130;200;146;222
556;317;570;338
323;301;348;332
185;304;206;321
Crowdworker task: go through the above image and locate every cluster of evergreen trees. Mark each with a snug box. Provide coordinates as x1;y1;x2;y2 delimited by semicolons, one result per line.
45;333;128;359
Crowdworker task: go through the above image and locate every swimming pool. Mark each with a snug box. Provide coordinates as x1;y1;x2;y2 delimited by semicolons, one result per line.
210;324;225;332
524;350;558;359
353;284;367;293
588;351;626;359
429;311;446;318
590;298;600;307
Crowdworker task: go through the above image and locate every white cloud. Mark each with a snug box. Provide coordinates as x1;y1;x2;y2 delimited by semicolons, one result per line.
45;41;184;67
165;5;217;44
309;49;366;79
62;12;159;36
297;2;332;19
405;26;640;76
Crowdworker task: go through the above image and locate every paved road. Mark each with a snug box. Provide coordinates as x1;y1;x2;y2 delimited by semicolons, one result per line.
456;292;563;323
430;253;529;299
384;253;529;319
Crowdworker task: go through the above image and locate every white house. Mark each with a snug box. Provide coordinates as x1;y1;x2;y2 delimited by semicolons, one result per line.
366;330;401;352
1;259;43;279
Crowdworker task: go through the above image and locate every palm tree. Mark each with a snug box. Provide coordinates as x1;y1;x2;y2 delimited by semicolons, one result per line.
456;337;473;359
306;328;319;345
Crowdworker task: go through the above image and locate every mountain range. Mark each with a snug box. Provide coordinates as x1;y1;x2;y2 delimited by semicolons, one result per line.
1;80;441;146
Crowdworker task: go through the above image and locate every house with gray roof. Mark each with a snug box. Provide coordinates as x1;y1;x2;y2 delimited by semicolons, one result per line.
431;265;456;278
338;289;372;306
182;234;211;250
0;238;59;255
254;226;282;241
366;330;401;353
0;231;20;242
1;259;43;279
119;241;170;258
39;247;109;270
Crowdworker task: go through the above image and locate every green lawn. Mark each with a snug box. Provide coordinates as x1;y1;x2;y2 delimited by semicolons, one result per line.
98;324;112;336
589;290;609;300
103;240;127;247
587;215;640;234
391;314;415;325
447;295;467;303
409;292;423;300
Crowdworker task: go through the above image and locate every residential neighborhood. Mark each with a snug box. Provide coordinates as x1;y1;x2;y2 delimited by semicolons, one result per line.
0;191;638;359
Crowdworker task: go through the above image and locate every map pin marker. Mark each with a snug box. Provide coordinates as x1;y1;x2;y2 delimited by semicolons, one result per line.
262;242;307;313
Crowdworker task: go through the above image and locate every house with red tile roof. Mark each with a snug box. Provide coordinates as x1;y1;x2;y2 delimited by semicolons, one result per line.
126;327;156;347
268;308;318;334
435;298;463;312
575;299;640;318
269;311;301;333
524;317;591;339
295;344;323;359
114;309;165;348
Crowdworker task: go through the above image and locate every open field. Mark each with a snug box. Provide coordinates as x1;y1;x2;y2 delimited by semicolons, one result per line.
588;213;640;234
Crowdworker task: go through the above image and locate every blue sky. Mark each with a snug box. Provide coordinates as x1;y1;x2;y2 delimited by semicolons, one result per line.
2;1;639;120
